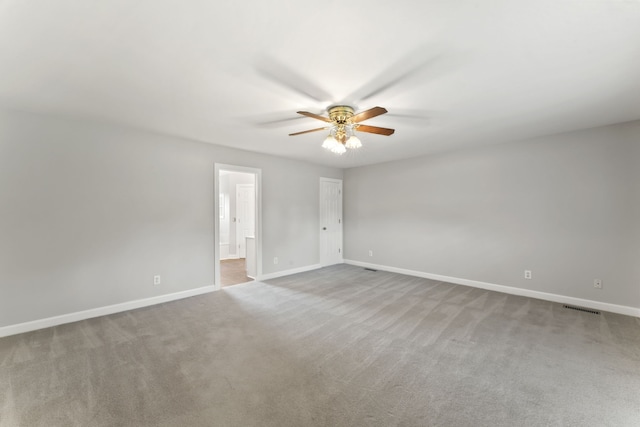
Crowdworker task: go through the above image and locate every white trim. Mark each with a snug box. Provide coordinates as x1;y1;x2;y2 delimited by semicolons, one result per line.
215;164;262;291
319;177;343;184
219;242;231;260
0;286;216;338
344;260;640;318
259;264;322;281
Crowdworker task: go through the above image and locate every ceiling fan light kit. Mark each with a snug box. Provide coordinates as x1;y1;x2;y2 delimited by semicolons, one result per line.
322;134;346;154
345;135;362;149
289;105;395;155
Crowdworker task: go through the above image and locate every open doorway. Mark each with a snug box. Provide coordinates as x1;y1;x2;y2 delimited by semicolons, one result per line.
215;164;261;289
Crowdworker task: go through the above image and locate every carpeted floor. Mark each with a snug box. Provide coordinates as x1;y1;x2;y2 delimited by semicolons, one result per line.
1;264;639;426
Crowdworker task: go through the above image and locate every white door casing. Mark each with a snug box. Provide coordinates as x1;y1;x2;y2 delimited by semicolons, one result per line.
214;164;262;290
320;178;343;267
236;184;255;259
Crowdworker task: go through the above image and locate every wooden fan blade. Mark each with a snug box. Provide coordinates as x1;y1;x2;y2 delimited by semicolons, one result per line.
296;111;332;123
356;124;395;136
289;127;329;136
352;106;388;123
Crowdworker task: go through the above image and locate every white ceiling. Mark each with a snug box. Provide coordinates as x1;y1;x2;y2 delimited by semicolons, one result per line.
1;1;639;168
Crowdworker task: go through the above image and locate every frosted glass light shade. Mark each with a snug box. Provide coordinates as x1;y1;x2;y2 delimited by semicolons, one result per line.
322;135;336;150
345;135;362;149
331;143;346;154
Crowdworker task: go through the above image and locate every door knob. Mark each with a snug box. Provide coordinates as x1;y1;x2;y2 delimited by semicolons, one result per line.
322;227;327;230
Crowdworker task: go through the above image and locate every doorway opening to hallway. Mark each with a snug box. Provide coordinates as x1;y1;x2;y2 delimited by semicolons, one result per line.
215;165;261;288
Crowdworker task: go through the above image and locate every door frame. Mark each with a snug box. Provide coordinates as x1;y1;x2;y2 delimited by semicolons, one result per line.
235;183;255;259
214;164;262;290
319;177;343;267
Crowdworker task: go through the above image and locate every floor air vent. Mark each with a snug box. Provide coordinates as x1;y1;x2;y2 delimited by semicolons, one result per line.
364;268;378;272
563;305;600;315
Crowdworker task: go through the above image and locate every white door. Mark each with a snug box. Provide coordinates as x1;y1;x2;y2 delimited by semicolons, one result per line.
320;178;343;266
236;184;255;258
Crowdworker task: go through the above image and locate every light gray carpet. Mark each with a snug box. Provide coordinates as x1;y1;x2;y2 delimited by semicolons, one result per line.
1;264;639;426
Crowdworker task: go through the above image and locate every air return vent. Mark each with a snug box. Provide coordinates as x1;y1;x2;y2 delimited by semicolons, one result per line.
563;305;600;315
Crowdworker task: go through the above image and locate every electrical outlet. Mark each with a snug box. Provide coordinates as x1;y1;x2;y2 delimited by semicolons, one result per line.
594;279;602;289
368;250;373;257
153;275;161;285
524;270;532;280
273;257;278;265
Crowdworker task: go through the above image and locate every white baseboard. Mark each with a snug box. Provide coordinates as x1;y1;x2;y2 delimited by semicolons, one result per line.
0;285;216;338
344;260;640;318
259;264;322;281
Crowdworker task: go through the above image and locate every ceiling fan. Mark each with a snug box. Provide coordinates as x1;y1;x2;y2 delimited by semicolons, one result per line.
289;105;395;154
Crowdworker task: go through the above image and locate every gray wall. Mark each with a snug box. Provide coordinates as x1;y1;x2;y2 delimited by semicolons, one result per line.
0;109;342;327
344;121;640;309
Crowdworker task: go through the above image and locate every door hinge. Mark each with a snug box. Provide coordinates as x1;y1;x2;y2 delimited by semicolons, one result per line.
338;218;341;224
338;248;341;254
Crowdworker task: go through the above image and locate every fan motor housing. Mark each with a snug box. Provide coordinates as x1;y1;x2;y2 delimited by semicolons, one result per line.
328;106;354;124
